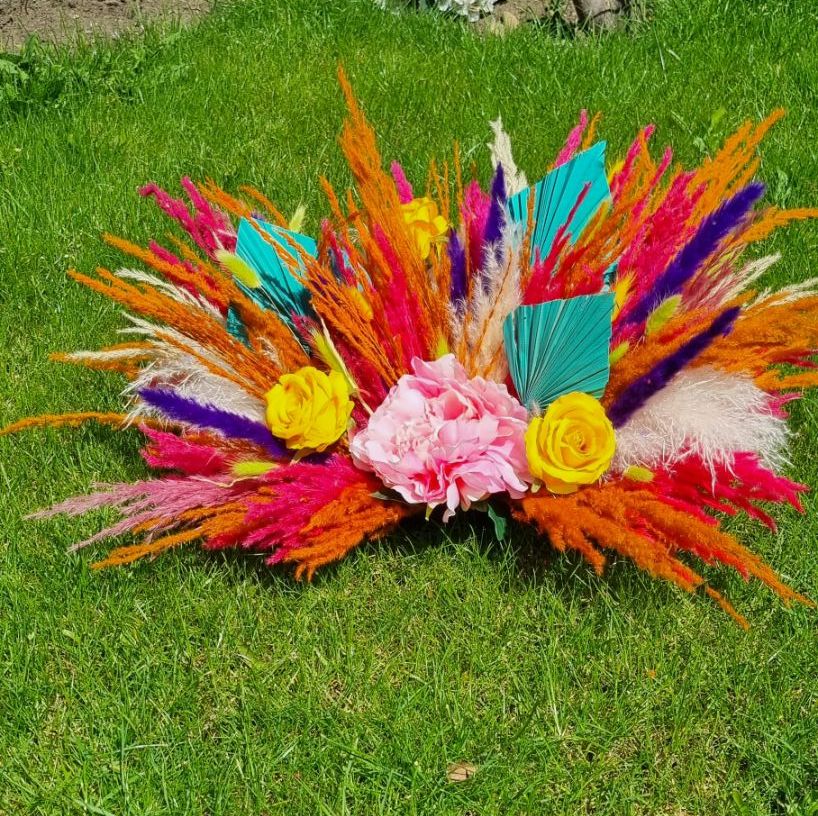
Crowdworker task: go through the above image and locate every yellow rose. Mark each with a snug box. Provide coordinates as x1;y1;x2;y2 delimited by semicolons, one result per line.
401;196;449;260
525;392;616;495
265;366;353;452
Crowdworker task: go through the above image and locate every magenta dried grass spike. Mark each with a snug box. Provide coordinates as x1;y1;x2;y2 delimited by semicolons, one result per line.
205;455;370;559
554;109;589;168
613;171;702;335
609;124;656;200
462;179;490;275
140;177;237;257
630;145;674;223
391;161;414;204
139;426;230;476
373;224;426;364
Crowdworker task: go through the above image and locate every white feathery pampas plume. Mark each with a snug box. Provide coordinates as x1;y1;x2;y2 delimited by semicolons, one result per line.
458;220;523;380
612;366;789;474
489;117;528;197
684;253;781;311
58;347;148;364
56;269;230;379
733;254;782;296
120;316;267;423
755;274;818;306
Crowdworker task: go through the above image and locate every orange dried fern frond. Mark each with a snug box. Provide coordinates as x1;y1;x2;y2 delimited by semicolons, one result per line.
0;412;165;437
513;481;811;626
283;483;416;580
698;294;818;390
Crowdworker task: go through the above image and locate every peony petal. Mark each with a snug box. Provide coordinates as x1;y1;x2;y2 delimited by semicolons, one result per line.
350;355;531;514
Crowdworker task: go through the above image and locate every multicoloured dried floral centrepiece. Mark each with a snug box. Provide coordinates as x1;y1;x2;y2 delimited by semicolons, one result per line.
7;73;818;626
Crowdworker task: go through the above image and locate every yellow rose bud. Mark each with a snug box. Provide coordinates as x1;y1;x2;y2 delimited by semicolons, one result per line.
265;366;353;452
525;392;616;495
401;196;449;260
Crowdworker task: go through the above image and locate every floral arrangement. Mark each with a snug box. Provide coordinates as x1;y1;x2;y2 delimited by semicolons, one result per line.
6;73;818;626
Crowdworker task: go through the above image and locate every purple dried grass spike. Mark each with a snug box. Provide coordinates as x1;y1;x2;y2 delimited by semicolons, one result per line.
624;183;765;328
479;164;507;285
608;306;741;427
138;388;288;458
447;231;467;307
484;163;507;247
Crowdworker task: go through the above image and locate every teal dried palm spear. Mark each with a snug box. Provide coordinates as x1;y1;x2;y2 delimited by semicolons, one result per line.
233;217;316;327
506;142;610;263
503;292;615;411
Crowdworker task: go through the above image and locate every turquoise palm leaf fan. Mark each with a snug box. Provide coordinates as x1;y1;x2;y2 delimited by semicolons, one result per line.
231;217;317;332
503;292;615;412
506;142;610;264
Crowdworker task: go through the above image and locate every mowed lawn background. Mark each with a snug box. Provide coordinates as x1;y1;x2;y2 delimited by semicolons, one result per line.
1;0;817;813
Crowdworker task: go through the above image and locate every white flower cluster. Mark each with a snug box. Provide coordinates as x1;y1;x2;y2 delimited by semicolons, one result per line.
373;0;498;22
435;0;498;21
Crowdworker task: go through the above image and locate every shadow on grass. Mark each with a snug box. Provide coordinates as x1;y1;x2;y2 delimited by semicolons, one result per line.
196;507;673;615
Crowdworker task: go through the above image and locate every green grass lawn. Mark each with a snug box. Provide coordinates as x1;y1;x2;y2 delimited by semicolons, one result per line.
2;0;818;812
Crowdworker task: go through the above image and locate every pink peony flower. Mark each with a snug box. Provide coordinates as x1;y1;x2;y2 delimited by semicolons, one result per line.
350;355;530;519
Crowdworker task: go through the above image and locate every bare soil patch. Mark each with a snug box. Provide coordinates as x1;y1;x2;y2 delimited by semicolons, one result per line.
478;0;626;33
0;0;211;50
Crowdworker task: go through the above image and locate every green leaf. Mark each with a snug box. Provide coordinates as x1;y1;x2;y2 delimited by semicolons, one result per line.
710;107;727;130
371;489;405;504
487;504;507;542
